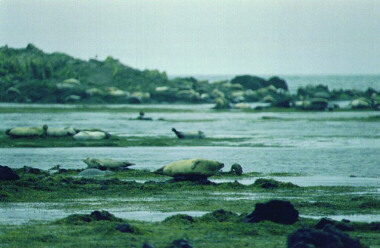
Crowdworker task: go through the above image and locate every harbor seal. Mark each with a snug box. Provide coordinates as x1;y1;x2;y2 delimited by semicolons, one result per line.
73;131;111;141
172;128;205;139
155;158;224;178
47;127;77;137
6;124;48;138
78;169;114;178
83;158;134;170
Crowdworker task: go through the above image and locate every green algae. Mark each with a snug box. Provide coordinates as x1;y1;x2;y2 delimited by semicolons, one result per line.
0;211;378;248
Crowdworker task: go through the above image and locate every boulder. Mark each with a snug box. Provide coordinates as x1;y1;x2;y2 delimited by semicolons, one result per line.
64;95;81;102
105;87;129;97
351;97;372;109
169;239;193;248
213;97;230;109
244;200;299;225
267;76;288;90
231;75;267;90
85;88;104;96
0;165;20;181
287;225;362;248
315;218;354;231
115;223;133;233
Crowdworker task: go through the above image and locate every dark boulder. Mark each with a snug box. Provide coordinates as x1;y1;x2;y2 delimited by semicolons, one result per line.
22;166;47;175
267;76;288;90
315;218;354;231
231;75;267;90
288;225;362;248
0;165;20;181
200;209;239;222
90;210;121;221
143;242;155;248
163;214;194;224
244;200;299;225
115;223;133;233
169;239;193;248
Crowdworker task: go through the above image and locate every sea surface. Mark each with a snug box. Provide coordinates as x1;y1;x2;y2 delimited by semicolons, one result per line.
0;104;379;181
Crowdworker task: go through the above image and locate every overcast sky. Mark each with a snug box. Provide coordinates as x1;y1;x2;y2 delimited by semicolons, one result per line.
1;0;379;75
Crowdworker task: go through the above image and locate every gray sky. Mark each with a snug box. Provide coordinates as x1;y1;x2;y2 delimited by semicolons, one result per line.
1;0;379;75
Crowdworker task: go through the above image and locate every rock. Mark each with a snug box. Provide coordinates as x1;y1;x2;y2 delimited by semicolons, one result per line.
163;214;194;224
287;225;362;248
234;103;251;109
172;128;205;139
142;242;155;248
115;223;133;233
176;89;201;102
23;166;46;175
213;97;230;109
64;95;81;102
73;131;110;141
78;169;114;178
351;97;372;109
86;88;104;96
310;98;329;110
6;87;21;96
253;178;298;189
231;75;267;90
244;200;299;225
169;239;193;248
105;87;129;97
6;125;48;138
267;76;288;90
211;89;225;98
230;164;243;176
315;218;354;231
60;210;122;224
83;158;134;170
0;165;20;181
90;210;118;221
200;209;239;222
63;78;81;85
262;95;276;103
155;158;224;179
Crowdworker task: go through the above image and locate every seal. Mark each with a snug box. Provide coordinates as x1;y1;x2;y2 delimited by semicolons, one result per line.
172;128;205;139
155;158;224;178
47;127;77;137
6;125;48;138
83;158;134;170
73;131;111;141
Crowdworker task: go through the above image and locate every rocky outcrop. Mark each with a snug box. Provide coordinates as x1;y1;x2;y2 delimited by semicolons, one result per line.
244;200;299;224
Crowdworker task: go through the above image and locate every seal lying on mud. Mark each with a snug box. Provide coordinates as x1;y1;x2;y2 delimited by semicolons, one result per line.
78;169;115;178
73;131;111;141
6;124;48;138
155;158;224;179
47;127;77;137
172;128;205;139
83;158;134;170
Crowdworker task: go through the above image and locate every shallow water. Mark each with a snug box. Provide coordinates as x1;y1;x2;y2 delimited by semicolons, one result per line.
1;104;379;149
1;201;380;225
0;202;207;224
1;146;379;179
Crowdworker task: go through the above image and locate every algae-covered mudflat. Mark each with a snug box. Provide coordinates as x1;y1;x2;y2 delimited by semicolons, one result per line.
0;104;379;247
